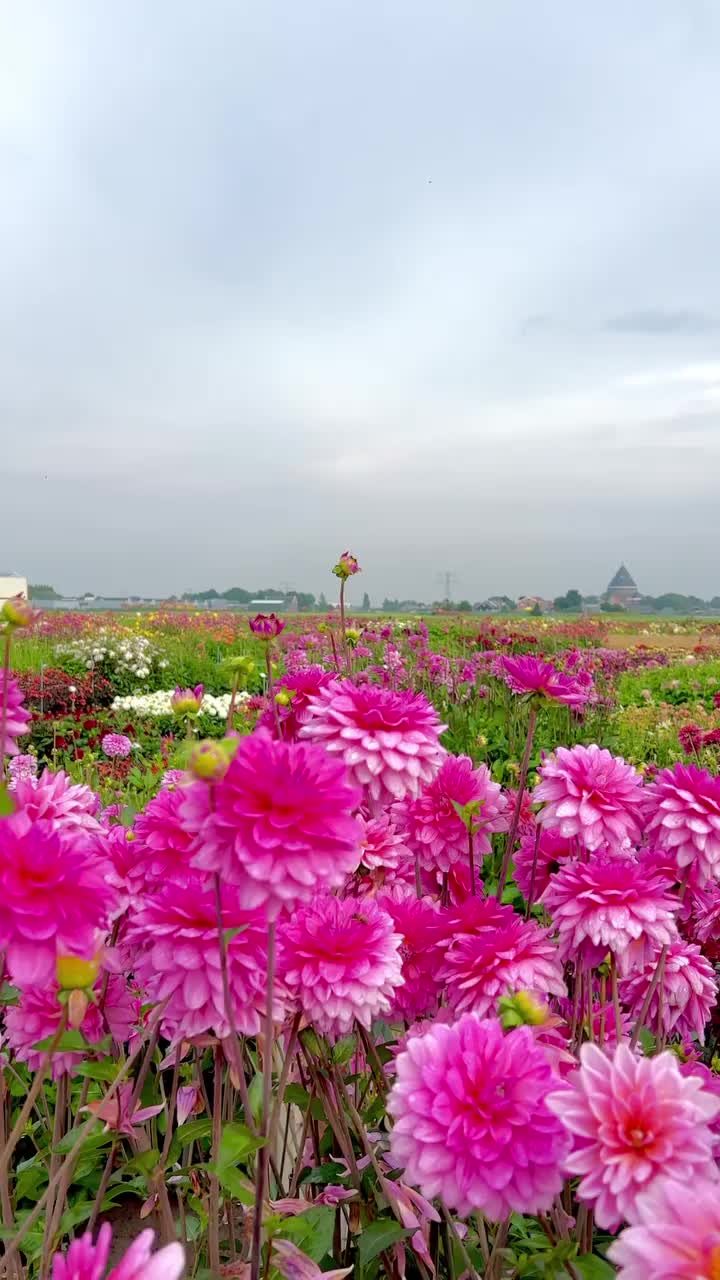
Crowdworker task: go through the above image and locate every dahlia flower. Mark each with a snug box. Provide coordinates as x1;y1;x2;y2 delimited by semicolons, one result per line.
500;655;593;708
126;876;284;1045
170;685;204;717
357;814;413;878
388;1014;570;1220
278;893;403;1037
301;680;445;813
375;888;445;1020
1;594;37;628
438;908;566;1017
0;812;114;987
540;854;679;973
51;1223;184;1280
332;551;361;580
257;666;335;740
82;1083;164;1136
186;731;362;916
620;940;716;1041
546;1042;720;1229
645;762;720;886
130;779;196;891
607;1175;720;1278
403;754;506;874
11;768;104;835
534;744;645;852
0;672;31;756
6;976;137;1078
249;613;285;638
512;826;575;901
7;753;37;789
101;733;132;759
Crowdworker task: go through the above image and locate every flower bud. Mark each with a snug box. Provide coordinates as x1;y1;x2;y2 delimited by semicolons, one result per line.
67;988;90;1029
1;595;37;629
249;613;285;639
498;991;548;1030
188;738;238;782
332;551;361;581
171;685;204;717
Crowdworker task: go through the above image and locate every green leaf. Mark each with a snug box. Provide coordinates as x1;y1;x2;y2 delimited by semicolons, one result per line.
216;1122;264;1169
575;1256;615;1280
120;805;136;827
55;1128;112;1156
299;1161;347;1186
277;1206;335;1263
247;1072;264;1127
32;1030;87;1053
167;1117;213;1165
283;1084;325;1120
206;1162;254;1204
222;925;249;945
73;1060;121;1081
332;1034;356;1065
0;785;15;817
357;1220;409;1267
0;983;19;1006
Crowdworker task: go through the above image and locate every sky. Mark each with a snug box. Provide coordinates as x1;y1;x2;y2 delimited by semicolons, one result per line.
2;1;720;604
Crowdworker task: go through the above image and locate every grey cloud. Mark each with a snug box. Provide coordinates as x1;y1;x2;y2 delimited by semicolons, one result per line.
607;309;718;335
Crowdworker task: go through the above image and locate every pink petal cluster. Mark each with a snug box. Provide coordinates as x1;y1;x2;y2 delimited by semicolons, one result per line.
645;762;720;886
547;1043;720;1229
0;672;31;756
500;655;593;708
185;731;362;917
278;893;403;1038
11;768;104;836
130;778;195;892
403;754;506;874
607;1175;720;1279
6;977;138;1078
101;733;133;759
512;826;575;902
620;940;717;1041
534;744;646;851
438;901;566;1017
0;812;114;987
301;679;446;813
51;1223;184;1280
376;888;445;1020
126;876;285;1044
258;666;335;740
540;854;679;973
357;814;413;877
388;1014;570;1220
7;753;37;789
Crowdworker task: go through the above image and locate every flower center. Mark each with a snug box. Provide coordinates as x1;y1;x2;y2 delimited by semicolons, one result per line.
626;1126;651;1149
709;1245;720;1280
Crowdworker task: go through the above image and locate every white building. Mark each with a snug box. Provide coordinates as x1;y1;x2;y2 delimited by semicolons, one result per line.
0;574;28;604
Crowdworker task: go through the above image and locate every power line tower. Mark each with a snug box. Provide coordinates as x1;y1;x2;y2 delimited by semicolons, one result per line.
436;570;458;604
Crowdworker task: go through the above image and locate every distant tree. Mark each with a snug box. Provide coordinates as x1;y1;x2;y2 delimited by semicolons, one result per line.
222;587;252;603
601;601;626;613
29;583;61;599
295;592;316;610
361;591;371;611
457;599;472;612
318;592;329;610
382;598;399;611
530;602;542;616
554;589;583;612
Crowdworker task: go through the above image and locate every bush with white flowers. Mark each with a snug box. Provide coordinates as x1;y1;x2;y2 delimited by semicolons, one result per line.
112;690;251;718
56;628;167;691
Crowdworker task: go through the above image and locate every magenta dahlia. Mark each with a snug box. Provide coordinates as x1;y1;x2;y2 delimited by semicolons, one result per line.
130;778;196;892
534;744;646;851
388;1014;570;1220
51;1224;184;1280
500;655;593;709
0;812;114;987
608;1175;720;1279
125;876;284;1045
301;680;445;813
185;730;362;917
438;908;566;1017
375;887;445;1020
403;754;506;874
278;893;403;1038
11;768;104;836
6;976;137;1078
547;1042;720;1230
644;762;720;886
512;826;575;901
620;940;717;1041
358;814;413;877
540;853;679;973
0;672;31;756
258;666;335;741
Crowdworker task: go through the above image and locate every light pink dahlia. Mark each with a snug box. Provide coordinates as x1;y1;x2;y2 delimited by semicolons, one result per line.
358;814;413;876
278;893;403;1038
546;1042;720;1230
130;779;195;892
101;733;132;759
500;655;593;709
0;812;114;987
644;762;720;886
7;753;37;789
438;909;566;1017
608;1175;720;1278
534;744;646;852
512;826;575;901
375;888;445;1020
540;854;679;974
0;672;31;756
6;976;138;1078
11;768;104;836
51;1223;184;1280
388;1014;570;1220
403;754;506;874
186;730;362;917
301;679;446;814
125;876;284;1045
620;940;717;1041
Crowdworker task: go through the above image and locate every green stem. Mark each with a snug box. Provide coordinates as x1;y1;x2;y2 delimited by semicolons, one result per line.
496;701;538;898
0;630;12;778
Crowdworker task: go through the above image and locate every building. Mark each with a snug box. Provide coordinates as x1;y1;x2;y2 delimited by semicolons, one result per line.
605;564;642;609
0;574;28;604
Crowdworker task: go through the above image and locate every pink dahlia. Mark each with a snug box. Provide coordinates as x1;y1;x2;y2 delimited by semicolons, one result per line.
7;753;37;789
375;888;445;1021
438;908;566;1017
540;854;678;973
6;976;138;1078
547;1042;720;1230
388;1014;570;1220
608;1175;720;1278
186;730;362;917
500;655;593;709
278;893;403;1038
258;666;335;741
130;779;195;892
358;814;413;877
51;1223;184;1280
0;672;31;756
403;754;506;874
11;768;104;836
101;733;133;759
301;680;446;814
125;876;284;1045
620;940;716;1041
534;744;646;852
512;826;575;901
0;812;114;987
644;762;720;886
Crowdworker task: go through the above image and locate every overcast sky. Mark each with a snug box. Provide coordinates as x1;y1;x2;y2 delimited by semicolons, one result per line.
2;2;720;603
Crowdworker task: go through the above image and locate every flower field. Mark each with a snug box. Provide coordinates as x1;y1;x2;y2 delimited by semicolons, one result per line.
2;572;720;1278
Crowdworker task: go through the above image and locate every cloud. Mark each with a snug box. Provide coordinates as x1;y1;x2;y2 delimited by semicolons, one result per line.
607;309;717;335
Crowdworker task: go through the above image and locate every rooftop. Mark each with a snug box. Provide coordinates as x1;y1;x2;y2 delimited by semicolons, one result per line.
607;564;638;590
